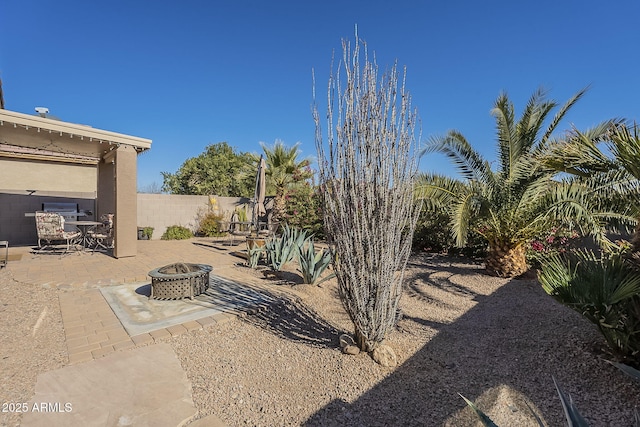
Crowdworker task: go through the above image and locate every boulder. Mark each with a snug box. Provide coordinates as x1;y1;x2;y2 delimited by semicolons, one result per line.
371;345;397;367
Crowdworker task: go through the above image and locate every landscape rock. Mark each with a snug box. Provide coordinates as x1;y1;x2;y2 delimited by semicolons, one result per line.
371;344;397;367
342;345;360;355
339;333;356;348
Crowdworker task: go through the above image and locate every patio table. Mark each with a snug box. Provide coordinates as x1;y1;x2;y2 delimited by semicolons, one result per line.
66;220;103;249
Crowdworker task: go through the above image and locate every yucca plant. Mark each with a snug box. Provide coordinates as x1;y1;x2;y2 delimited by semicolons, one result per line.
538;249;640;363
298;240;335;285
459;377;589;426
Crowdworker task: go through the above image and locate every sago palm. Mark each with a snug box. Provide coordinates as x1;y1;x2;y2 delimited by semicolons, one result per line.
418;88;626;277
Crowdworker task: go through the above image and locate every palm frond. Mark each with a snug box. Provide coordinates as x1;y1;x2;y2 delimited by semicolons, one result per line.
450;190;481;247
414;173;466;208
542;122;619;177
423;131;494;185
608;122;640;181
517;88;555;156
541;86;589;144
491;92;517;177
542;181;614;246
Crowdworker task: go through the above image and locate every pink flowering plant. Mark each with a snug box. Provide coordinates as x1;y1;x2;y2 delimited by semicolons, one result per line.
526;225;580;267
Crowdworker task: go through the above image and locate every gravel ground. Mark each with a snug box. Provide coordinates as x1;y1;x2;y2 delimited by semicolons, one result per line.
174;253;640;426
0;269;67;427
1;254;639;426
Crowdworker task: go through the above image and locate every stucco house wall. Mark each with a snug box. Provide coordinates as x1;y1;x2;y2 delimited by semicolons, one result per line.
0;158;97;193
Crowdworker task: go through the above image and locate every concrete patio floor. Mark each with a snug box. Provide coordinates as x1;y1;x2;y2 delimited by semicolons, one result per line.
4;237;272;426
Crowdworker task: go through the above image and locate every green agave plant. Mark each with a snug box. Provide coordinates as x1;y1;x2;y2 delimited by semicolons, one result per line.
247;246;264;269
264;225;310;271
298;240;335;285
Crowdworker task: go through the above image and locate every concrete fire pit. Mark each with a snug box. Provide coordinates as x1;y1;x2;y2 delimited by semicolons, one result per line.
148;263;212;300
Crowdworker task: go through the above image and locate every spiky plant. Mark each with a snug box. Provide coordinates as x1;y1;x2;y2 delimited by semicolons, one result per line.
544;122;640;252
297;240;335;285
539;249;640;363
313;32;420;354
417;88;632;277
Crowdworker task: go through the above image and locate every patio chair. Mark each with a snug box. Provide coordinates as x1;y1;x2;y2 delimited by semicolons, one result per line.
228;212;252;246
88;214;114;253
34;211;81;253
0;240;7;268
257;211;280;238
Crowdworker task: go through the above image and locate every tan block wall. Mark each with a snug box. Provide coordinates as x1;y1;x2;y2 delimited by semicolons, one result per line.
136;194;251;239
1;192;257;246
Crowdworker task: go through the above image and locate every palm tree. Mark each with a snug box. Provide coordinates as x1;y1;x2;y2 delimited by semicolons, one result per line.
544;122;640;251
417;88;632;277
260;140;313;221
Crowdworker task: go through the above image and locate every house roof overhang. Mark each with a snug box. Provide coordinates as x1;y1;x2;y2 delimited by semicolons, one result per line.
0;109;152;165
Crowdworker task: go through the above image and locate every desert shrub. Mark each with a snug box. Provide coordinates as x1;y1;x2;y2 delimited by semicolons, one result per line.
539;248;640;366
413;205;487;259
234;205;249;222
197;212;227;237
283;183;324;239
412;207;454;253
161;225;193;240
313;33;420;356
138;227;154;239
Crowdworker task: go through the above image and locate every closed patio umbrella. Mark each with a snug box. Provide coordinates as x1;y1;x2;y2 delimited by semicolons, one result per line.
252;155;267;234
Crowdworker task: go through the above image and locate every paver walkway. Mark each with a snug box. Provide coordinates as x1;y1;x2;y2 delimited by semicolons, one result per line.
5;238;267;426
21;344;197;427
8;239;262;362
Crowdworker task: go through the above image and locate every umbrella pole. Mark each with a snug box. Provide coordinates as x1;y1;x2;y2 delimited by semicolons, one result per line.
252;155;263;237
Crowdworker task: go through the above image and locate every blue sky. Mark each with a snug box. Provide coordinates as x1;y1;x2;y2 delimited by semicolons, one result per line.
1;0;638;191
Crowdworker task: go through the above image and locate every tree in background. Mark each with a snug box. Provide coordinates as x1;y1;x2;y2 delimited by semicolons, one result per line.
161;142;255;196
138;182;164;194
282;182;324;238
260;140;313;221
313;33;420;363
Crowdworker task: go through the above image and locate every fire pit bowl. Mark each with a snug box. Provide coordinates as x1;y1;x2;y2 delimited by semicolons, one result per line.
148;263;212;300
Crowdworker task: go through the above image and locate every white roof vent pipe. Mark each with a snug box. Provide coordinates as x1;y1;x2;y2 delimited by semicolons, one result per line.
35;107;49;117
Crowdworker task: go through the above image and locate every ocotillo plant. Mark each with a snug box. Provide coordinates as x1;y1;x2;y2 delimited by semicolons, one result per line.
313;31;421;354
